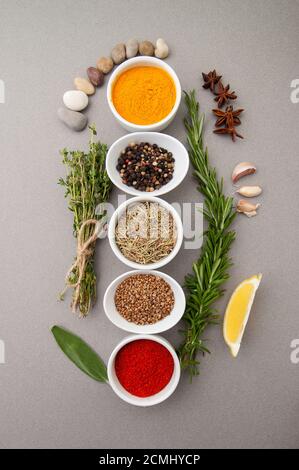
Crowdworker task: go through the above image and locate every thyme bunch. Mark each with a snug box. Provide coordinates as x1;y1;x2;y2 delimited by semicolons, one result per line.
59;126;111;317
178;91;236;378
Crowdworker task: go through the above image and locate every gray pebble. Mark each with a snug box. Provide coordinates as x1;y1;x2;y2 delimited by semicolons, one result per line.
111;43;126;65
58;107;88;132
139;40;154;56
125;38;139;59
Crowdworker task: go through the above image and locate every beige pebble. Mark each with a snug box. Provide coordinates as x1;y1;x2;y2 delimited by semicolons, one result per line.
139;40;154;56
154;38;169;59
97;56;114;74
111;43;126;64
74;77;95;95
125;38;139;59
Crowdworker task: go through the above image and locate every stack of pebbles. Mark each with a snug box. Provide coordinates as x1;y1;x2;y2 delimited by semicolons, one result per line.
57;38;169;132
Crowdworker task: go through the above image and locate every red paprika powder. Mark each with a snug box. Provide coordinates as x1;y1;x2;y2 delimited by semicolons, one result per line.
115;339;174;397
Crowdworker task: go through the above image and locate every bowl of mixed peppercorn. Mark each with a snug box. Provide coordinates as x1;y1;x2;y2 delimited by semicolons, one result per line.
106;132;189;196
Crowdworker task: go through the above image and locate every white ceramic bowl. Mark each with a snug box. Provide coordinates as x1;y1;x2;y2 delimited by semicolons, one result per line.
103;270;186;334
108;195;183;270
107;56;182;132
107;334;181;406
106;132;189;196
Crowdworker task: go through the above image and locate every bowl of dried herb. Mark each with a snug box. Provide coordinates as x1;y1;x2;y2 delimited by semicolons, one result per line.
108;195;183;270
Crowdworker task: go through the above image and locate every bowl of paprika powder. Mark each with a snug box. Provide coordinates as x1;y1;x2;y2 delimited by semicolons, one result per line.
107;334;180;406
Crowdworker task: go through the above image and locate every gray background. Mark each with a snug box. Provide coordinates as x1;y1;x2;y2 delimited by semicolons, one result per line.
0;0;298;449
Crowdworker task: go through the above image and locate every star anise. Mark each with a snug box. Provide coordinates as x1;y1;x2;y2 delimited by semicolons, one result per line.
214;81;237;108
202;70;222;91
212;106;244;127
213;126;243;142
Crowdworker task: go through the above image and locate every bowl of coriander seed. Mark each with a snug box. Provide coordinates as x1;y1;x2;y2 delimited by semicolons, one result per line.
103;269;186;334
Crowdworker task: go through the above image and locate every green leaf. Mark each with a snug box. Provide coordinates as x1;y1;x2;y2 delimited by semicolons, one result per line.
51;325;108;383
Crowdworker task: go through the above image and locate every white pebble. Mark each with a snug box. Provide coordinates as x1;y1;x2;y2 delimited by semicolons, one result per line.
63;90;88;111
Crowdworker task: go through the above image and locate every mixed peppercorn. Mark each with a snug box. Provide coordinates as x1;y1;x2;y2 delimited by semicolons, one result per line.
116;142;175;191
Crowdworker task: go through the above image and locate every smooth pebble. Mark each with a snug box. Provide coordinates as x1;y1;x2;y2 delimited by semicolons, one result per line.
125;38;139;59
74;77;95;95
97;56;114;74
139;40;154;56
63;90;88;111
58;107;88;132
87;67;104;87
154;38;169;59
111;43;126;64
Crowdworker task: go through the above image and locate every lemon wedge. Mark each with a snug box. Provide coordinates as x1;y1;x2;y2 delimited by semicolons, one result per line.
223;274;262;357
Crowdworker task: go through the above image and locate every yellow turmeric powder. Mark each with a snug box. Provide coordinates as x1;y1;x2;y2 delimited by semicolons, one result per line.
112;66;176;125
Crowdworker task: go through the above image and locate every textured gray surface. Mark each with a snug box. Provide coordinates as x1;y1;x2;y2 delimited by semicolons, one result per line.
1;0;299;449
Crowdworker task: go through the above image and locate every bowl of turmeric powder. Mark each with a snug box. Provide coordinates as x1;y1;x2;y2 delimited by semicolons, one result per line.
107;57;181;132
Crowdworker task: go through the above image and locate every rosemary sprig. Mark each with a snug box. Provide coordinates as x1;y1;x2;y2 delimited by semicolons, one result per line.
58;125;111;317
178;91;236;378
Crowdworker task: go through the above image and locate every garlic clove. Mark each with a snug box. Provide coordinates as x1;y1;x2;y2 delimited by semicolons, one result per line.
243;211;258;218
237;199;260;214
236;185;262;198
232;162;256;183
